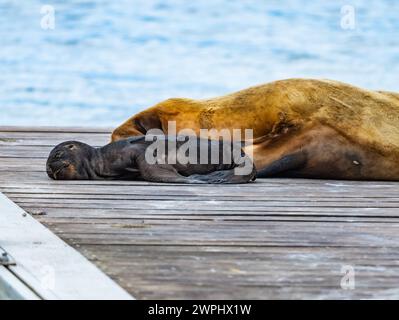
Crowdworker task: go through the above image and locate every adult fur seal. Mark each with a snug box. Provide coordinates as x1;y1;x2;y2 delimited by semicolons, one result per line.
46;136;256;184
111;78;399;180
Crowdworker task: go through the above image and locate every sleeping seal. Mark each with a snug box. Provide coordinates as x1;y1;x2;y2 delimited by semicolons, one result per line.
111;78;399;180
46;136;256;184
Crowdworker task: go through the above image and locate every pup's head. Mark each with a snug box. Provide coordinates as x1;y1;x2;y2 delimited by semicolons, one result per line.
46;141;95;180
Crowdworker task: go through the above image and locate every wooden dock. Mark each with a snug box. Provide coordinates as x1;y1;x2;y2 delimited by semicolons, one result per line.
1;126;399;299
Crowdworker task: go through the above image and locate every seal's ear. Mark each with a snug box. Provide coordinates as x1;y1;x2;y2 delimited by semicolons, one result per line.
66;144;77;150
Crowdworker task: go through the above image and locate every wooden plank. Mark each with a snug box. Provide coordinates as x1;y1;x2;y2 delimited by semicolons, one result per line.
49;222;399;247
23;207;399;218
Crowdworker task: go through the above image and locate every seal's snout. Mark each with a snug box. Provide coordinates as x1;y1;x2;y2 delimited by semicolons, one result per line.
46;141;92;180
46;162;55;179
46;158;71;180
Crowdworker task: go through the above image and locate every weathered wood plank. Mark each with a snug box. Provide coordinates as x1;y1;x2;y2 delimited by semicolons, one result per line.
48;219;399;247
19;206;399;218
12;202;399;210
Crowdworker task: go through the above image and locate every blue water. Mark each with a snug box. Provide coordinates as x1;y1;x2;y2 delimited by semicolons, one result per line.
1;0;399;126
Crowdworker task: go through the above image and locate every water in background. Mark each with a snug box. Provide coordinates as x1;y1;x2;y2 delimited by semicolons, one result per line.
0;0;398;126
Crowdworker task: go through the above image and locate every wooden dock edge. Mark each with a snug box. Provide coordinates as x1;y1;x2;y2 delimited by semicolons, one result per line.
0;192;134;300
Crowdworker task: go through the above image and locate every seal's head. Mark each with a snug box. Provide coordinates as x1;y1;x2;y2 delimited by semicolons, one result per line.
46;141;96;180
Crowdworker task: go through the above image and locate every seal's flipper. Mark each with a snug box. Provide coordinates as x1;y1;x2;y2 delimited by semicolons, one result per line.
256;152;307;178
188;168;255;184
137;163;254;184
136;154;254;184
136;159;207;184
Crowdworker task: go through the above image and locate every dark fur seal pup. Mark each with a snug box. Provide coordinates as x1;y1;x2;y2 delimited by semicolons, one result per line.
111;79;399;180
46;136;256;184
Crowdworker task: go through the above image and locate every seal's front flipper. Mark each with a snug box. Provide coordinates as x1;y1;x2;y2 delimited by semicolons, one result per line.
137;161;254;184
189;168;255;184
189;171;231;184
256;152;307;178
137;159;207;184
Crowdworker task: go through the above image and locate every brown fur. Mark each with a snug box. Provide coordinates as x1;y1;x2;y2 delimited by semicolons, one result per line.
112;79;399;180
